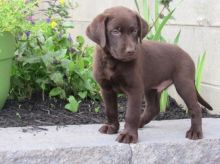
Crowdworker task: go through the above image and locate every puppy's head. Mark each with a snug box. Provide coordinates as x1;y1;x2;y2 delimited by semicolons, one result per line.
86;6;148;62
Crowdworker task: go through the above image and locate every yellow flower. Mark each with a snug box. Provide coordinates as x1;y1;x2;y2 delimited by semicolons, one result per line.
59;0;65;6
50;20;57;29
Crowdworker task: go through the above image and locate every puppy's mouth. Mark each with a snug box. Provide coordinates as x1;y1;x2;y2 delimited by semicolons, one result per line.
112;50;137;62
118;55;136;62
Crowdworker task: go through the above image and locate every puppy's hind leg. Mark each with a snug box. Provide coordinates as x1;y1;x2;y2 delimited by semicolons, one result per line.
139;89;160;128
173;77;203;140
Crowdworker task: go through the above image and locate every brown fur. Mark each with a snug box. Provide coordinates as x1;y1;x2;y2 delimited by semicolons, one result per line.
86;6;213;143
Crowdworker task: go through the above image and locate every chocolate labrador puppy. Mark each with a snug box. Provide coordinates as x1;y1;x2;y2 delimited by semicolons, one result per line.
86;6;213;143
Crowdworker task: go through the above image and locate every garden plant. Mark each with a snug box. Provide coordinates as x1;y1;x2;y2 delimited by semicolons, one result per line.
7;0;99;112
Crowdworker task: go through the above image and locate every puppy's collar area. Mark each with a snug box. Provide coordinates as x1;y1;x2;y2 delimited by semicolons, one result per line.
101;49;119;70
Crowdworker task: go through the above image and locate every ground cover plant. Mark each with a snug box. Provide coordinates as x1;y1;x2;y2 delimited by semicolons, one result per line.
0;0;37;34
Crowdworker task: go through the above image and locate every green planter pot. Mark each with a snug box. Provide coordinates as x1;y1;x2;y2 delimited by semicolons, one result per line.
0;32;15;109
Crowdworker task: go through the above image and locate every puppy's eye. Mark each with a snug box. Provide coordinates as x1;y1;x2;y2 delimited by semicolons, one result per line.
111;29;121;36
132;29;138;34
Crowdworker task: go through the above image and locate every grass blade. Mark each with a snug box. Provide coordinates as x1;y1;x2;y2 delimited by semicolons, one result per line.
143;0;150;22
195;52;206;91
155;0;160;31
160;90;169;112
196;55;201;77
173;30;181;44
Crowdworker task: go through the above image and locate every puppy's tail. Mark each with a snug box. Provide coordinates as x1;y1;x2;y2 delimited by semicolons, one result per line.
196;89;213;110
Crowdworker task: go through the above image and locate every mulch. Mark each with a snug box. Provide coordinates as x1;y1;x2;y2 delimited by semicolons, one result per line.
0;94;219;128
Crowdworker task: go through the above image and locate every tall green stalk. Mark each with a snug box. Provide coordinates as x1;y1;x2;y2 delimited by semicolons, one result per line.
195;52;206;92
154;0;160;31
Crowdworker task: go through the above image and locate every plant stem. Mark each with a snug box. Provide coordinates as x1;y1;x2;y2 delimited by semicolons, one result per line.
148;5;166;34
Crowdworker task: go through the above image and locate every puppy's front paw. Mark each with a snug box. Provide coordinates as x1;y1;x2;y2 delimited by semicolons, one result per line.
186;127;203;140
116;129;138;143
99;124;119;134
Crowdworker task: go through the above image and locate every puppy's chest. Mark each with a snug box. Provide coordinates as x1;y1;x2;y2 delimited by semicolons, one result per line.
101;62;126;91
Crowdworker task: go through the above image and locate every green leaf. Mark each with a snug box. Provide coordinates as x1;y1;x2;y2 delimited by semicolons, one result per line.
49;87;66;98
41;52;53;67
23;56;41;65
143;0;150;22
63;21;74;28
94;107;100;113
153;9;175;41
49;72;64;86
61;58;71;70
65;96;80;112
173;30;181;44
36;31;45;43
85;46;94;57
44;37;54;50
36;78;49;90
78;91;87;99
77;57;85;69
54;49;67;59
16;112;21;119
69;61;75;73
195;52;206;91
76;35;85;45
155;0;160;31
160;90;169;112
15;42;28;57
160;35;167;42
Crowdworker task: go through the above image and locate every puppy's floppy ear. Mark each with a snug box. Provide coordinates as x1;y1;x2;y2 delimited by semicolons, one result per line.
86;14;108;48
136;14;148;42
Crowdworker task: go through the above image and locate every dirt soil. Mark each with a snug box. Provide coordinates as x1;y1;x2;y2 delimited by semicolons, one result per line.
0;94;219;128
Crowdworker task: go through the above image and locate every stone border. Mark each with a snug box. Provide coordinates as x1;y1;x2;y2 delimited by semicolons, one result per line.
0;118;219;164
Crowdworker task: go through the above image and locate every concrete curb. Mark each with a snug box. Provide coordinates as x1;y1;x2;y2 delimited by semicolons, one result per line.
0;118;220;164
